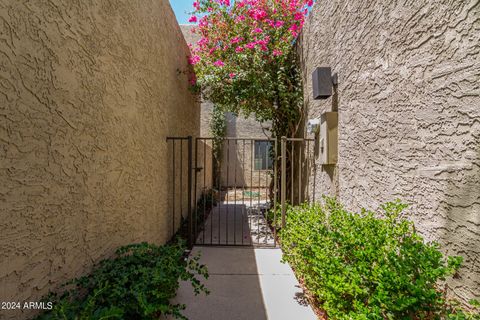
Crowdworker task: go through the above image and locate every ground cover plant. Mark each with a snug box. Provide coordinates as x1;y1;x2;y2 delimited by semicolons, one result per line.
35;239;208;320
280;198;479;319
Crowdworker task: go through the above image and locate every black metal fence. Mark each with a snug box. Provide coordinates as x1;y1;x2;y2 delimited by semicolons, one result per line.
167;136;316;247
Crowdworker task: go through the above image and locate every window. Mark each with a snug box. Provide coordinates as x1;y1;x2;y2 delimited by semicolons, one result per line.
254;141;273;170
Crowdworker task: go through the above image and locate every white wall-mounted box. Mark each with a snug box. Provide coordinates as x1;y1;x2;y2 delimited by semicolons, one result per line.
319;112;338;165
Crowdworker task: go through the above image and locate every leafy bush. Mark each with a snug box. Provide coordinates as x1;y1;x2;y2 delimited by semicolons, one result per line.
192;189;217;232
280;198;477;319
444;299;480;319
35;239;208;320
197;189;218;211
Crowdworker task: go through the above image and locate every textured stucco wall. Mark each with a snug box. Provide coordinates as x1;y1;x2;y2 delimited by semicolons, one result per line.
180;25;214;138
299;0;480;303
0;1;199;318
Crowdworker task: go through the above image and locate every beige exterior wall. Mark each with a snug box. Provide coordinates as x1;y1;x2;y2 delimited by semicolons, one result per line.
221;113;272;188
180;25;214;138
0;1;199;318
299;0;480;303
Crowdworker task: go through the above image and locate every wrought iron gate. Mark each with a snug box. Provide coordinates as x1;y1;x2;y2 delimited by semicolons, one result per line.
167;136;316;247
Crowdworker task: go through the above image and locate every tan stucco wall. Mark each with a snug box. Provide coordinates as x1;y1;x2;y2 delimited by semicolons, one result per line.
179;25;215;138
0;1;199;318
221;113;272;188
299;0;480;303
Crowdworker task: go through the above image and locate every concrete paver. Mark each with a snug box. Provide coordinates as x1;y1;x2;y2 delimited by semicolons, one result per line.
172;247;317;320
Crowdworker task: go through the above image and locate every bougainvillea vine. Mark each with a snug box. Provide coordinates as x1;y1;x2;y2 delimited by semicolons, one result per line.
188;0;314;138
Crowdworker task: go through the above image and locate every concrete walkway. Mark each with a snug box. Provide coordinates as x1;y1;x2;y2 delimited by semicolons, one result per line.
196;202;275;246
172;246;317;320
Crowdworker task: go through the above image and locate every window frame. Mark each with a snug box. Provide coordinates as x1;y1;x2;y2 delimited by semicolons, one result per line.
253;140;273;171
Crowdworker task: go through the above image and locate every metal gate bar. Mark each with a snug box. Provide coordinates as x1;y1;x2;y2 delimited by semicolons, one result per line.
280;137;315;229
166;136;193;247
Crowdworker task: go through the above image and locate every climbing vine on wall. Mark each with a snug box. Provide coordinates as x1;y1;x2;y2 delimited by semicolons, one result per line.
210;104;226;160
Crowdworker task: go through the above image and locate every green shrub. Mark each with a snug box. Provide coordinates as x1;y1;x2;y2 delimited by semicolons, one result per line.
35;239;208;320
197;189;218;211
280;198;475;319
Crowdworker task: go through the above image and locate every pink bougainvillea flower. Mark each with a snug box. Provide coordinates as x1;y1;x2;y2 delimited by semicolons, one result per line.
273;49;283;56
189;15;198;23
230;36;243;44
189;0;313;97
188;55;201;65
257;36;270;45
229;73;236;78
198;37;209;46
294;12;303;21
249;8;267;20
199;17;208;27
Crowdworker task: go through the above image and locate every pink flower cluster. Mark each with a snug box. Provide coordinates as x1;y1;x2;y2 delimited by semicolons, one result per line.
188;0;315;69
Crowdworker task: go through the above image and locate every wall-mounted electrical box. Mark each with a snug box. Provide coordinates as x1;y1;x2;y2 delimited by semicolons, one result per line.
319;112;338;165
312;67;332;99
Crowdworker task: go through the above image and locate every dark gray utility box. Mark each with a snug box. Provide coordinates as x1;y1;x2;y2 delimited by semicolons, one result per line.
312;67;332;99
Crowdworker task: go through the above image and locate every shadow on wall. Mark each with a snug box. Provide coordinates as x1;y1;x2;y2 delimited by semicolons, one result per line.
195;140;214;199
440;136;480;302
167;138;194;239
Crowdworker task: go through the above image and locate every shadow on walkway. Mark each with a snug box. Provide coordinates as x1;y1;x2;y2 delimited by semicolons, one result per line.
196;203;274;246
168;247;317;320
